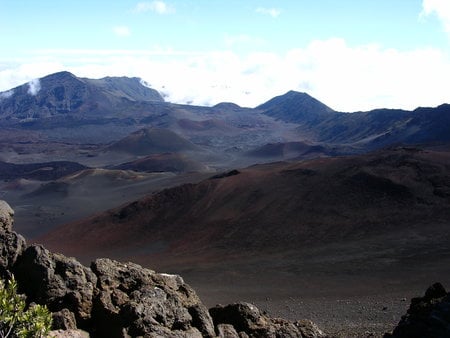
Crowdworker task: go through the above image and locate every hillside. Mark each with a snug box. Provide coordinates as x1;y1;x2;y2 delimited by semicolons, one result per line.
40;147;450;271
107;128;201;155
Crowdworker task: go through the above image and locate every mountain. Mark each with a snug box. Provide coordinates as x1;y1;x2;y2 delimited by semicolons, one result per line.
107;128;201;155
0;71;163;126
1;71;450;168
39;147;450;277
257;90;337;124
300;104;450;150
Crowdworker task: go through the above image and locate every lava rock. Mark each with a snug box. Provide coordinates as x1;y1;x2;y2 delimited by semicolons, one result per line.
90;258;215;338
210;302;327;338
0;200;14;231
386;282;450;338
52;308;78;330
0;228;26;279
13;244;97;325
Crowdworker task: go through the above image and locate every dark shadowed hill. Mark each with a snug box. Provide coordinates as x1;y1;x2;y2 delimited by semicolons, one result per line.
107;128;201;155
111;153;209;173
246;141;335;160
0;160;87;180
257;90;337;124
297;104;450;150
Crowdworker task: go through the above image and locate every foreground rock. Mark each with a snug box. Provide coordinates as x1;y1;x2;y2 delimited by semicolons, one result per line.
0;199;326;337
210;302;326;338
90;258;215;337
0;200;27;279
386;282;450;338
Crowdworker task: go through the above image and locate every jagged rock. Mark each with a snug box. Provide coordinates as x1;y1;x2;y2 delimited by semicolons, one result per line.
0;228;26;279
217;323;240;337
13;245;97;325
209;302;327;338
90;258;215;338
0;200;14;231
52;308;78;330
386;282;450;338
48;329;90;338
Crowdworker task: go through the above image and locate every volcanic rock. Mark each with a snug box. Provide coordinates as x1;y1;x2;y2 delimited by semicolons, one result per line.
0;200;14;231
209;302;327;338
90;258;215;338
52;308;78;330
48;329;90;338
386;282;450;337
0;200;26;279
13;245;97;325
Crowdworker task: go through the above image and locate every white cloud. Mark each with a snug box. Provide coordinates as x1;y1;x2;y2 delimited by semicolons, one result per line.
113;26;131;37
256;7;281;18
132;1;174;14
1;39;450;111
27;78;41;95
421;0;450;35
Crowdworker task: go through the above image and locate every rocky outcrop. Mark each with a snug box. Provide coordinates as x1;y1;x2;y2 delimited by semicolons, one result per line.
13;245;97;325
386;282;450;338
0;200;26;279
90;258;215;337
210;302;326;338
0;199;327;337
0;200;14;231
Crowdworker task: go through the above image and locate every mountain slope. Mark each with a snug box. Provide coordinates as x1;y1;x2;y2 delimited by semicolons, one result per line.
107;128;201;155
111;153;208;173
302;104;450;149
0;71;163;123
39;147;450;273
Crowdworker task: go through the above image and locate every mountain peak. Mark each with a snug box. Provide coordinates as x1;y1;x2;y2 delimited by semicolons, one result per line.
257;91;336;124
0;72;164;122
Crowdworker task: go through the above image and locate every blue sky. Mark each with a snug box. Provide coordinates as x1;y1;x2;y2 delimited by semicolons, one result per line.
1;0;450;111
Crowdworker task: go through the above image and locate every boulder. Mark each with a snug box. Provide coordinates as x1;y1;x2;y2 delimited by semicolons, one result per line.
386;282;450;338
52;308;78;330
0;200;14;231
48;329;90;338
90;258;215;338
13;245;97;326
209;302;327;338
0;228;26;279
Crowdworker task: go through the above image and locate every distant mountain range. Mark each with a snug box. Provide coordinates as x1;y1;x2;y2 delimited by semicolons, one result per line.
1;71;449;154
3;71;450;322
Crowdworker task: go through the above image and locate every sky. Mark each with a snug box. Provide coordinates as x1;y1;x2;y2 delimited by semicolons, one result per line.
1;0;450;111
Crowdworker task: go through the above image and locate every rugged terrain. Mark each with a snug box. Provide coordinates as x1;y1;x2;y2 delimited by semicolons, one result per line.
1;72;450;336
39;147;450;336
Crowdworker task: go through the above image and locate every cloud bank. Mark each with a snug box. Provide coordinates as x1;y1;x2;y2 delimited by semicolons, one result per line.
1;38;450;112
422;0;450;35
